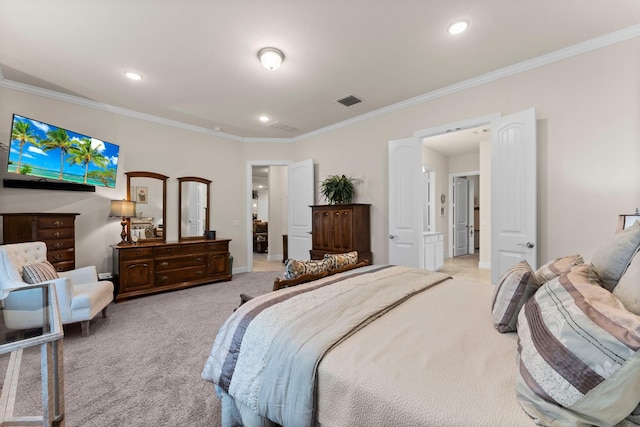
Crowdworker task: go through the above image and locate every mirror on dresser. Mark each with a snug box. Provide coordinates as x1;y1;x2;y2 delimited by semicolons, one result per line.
125;171;168;243
178;176;211;241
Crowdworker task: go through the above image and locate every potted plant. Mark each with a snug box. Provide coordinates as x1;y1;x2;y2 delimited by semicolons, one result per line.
320;174;357;204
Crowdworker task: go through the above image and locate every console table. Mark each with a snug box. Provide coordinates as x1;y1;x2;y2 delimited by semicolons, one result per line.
0;283;65;426
113;239;232;301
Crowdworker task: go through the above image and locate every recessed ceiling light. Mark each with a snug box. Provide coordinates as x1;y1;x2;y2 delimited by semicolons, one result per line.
125;71;143;81
447;19;469;35
259;115;270;123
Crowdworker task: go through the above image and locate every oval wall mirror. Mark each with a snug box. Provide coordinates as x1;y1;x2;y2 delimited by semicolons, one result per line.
178;176;211;241
126;171;168;243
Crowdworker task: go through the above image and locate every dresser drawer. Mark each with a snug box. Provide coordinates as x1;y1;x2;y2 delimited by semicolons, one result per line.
154;244;206;257
36;216;75;229
44;238;74;251
52;260;75;272
206;242;228;252
38;228;74;240
120;248;154;261
155;266;207;286
48;248;75;263
155;254;206;271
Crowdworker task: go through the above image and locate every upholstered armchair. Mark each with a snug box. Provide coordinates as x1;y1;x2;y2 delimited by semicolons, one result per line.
0;241;114;336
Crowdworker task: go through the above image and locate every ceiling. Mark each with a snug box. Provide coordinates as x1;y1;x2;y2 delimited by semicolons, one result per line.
1;1;639;141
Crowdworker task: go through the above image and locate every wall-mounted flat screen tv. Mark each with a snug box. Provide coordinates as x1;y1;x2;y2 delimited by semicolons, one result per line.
7;114;119;188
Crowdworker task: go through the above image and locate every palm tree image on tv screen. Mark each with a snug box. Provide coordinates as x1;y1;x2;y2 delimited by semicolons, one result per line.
7;114;120;188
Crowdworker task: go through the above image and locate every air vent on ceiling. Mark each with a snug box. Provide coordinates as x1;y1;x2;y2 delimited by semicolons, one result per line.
337;94;363;107
268;121;301;133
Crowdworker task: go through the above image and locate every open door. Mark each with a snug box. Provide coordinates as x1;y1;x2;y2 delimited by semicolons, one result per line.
453;177;469;257
287;159;314;261
388;137;422;267
491;108;537;283
468;179;475;255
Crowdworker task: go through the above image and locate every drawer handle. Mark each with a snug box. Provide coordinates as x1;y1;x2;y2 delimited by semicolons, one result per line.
195;270;203;275
196;257;203;262
53;255;63;260
160;261;169;267
54;242;62;249
53;232;61;238
159;275;168;282
135;250;142;255
53;220;63;227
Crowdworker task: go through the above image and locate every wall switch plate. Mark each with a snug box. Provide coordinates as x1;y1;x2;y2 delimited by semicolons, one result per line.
98;273;113;280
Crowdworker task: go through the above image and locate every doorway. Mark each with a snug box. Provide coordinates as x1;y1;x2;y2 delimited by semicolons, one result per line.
421;123;490;278
247;161;288;272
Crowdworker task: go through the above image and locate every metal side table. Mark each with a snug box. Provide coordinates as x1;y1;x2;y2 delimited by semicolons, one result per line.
0;283;64;426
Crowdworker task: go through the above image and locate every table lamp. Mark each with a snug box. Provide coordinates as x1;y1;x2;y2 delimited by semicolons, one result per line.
110;200;137;244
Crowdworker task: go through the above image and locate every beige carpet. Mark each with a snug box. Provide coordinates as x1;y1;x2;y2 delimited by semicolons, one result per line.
1;272;278;427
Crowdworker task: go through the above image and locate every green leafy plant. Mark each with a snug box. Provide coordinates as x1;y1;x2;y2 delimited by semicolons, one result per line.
320;174;357;204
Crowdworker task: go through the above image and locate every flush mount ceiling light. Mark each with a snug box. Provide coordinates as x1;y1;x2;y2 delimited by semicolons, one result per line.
447;19;469;35
125;71;143;80
259;115;270;123
258;47;284;70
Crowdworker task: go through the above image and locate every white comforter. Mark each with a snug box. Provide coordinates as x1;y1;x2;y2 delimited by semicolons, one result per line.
203;266;536;426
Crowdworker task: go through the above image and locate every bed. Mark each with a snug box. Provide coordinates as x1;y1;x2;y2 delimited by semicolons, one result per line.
202;222;640;427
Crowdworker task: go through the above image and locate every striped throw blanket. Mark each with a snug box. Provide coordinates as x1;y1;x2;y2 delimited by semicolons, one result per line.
202;265;451;426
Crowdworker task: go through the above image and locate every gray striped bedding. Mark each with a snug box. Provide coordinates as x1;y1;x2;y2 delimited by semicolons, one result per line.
516;263;640;425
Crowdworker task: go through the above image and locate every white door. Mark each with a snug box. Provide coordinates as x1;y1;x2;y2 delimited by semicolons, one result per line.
389;137;422;267
453;177;468;257
287;159;314;261
491;108;537;283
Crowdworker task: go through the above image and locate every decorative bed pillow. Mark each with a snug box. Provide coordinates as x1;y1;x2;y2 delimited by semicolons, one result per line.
22;260;59;284
491;260;540;333
283;259;329;280
532;254;583;284
323;251;358;270
613;250;640;315
516;264;640;426
591;220;640;292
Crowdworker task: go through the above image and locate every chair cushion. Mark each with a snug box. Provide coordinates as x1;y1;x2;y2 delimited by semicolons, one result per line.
22;260;59;284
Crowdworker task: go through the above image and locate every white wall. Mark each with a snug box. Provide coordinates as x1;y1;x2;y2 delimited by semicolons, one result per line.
1;37;639;274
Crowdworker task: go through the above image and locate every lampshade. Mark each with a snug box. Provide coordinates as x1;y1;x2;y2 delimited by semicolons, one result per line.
258;47;284;70
110;200;137;218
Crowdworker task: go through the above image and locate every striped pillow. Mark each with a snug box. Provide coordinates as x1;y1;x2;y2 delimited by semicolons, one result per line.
532;254;583;284
516;264;640;426
22;260;59;284
491;260;540;333
283;259;329;280
323;251;358;270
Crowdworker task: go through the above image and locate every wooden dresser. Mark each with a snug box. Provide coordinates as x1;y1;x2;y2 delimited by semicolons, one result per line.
113;239;231;301
1;212;79;272
310;204;371;263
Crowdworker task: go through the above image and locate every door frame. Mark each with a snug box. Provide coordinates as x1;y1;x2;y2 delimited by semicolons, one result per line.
448;171;479;258
246;160;291;273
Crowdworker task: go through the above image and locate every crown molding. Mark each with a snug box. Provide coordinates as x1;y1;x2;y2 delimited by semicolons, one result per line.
1;24;638;144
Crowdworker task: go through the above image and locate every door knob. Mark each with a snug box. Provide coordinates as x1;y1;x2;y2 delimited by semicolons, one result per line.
518;242;535;249
389;235;398;240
